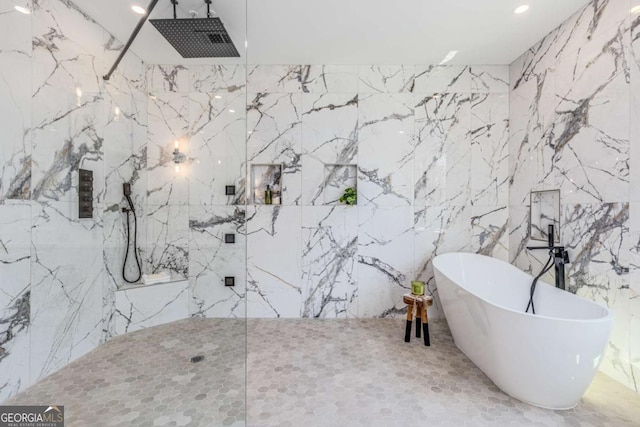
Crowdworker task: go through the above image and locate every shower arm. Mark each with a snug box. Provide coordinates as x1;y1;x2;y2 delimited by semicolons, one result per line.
103;0;161;81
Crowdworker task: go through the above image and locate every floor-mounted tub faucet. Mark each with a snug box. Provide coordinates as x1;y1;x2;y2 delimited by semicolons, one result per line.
526;224;570;291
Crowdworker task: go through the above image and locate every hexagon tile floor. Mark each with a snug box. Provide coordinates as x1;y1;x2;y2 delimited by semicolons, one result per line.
5;318;640;427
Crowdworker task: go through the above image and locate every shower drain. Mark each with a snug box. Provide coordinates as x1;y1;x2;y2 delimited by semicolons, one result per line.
190;355;205;363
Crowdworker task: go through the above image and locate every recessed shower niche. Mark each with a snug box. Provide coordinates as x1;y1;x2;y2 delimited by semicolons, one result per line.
323;164;357;205
251;164;282;205
530;189;561;243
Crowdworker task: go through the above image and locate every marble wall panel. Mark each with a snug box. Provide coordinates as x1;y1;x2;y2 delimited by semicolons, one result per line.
246;206;302;317
301;206;358;318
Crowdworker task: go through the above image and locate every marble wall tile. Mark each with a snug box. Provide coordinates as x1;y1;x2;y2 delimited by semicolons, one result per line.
145;204;189;279
509;30;559;92
30;89;105;203
189;92;246;206
103;91;147;206
0;290;30;402
189;206;246;318
629;201;640;391
246;206;302;317
414;65;470;93
146;65;189;93
0;3;32;201
470;66;509;94
631;14;640;388
552;25;630;204
471;205;509;261
508;83;555;206
246;92;302;205
246;65;302;93
358;93;414;207
508;202;557;286
30;201;104;381
415;93;471;206
629;13;640;203
554;0;629;60
31;0;104;95
0;202;32;401
300;65;359;93
0;1;32;54
146;93;189;206
114;280;189;335
420;205;472;256
471;93;509;206
190;65;246;93
356;206;414;318
0;202;31;313
301;93;358;205
35;0;105;55
0;52;31;200
102;38;146;93
358;65;415;93
301;206;358;318
32;0;113;205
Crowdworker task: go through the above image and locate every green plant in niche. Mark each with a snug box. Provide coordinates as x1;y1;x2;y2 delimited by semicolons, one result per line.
339;187;357;206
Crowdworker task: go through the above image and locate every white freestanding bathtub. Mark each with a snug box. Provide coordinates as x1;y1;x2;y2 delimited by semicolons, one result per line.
433;252;613;410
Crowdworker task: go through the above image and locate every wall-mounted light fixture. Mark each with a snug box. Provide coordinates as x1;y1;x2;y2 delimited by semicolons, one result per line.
173;140;186;173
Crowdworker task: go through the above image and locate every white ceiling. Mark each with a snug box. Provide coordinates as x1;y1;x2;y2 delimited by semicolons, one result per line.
72;0;591;65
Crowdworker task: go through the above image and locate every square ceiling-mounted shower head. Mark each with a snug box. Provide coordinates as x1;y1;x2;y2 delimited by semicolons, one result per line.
150;17;240;58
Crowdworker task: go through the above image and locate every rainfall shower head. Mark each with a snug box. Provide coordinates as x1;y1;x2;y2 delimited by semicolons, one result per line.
150;0;239;58
150;17;239;58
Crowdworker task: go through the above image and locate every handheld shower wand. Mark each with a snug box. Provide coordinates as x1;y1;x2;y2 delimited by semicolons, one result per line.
122;183;142;283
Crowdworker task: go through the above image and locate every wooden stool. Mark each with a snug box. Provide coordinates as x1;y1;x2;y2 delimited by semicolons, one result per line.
403;293;433;346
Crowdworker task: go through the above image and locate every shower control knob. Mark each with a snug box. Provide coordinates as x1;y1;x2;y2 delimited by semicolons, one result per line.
78;168;94;219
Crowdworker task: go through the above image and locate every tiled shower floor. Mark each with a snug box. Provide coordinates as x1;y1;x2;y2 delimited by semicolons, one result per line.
5;318;640;427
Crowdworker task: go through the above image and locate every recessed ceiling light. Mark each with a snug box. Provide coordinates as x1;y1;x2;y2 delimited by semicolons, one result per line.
131;5;146;15
14;5;31;14
228;109;235;113
513;5;530;14
632;5;640;14
439;50;458;65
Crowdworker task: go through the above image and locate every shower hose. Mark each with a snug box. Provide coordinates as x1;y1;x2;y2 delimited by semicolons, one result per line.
123;194;142;284
525;250;554;315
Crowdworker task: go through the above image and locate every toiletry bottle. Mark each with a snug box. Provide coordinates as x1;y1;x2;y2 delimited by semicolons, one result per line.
265;185;272;205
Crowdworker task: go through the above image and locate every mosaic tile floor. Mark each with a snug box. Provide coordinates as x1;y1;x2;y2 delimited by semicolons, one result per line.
6;318;640;426
5;319;246;427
